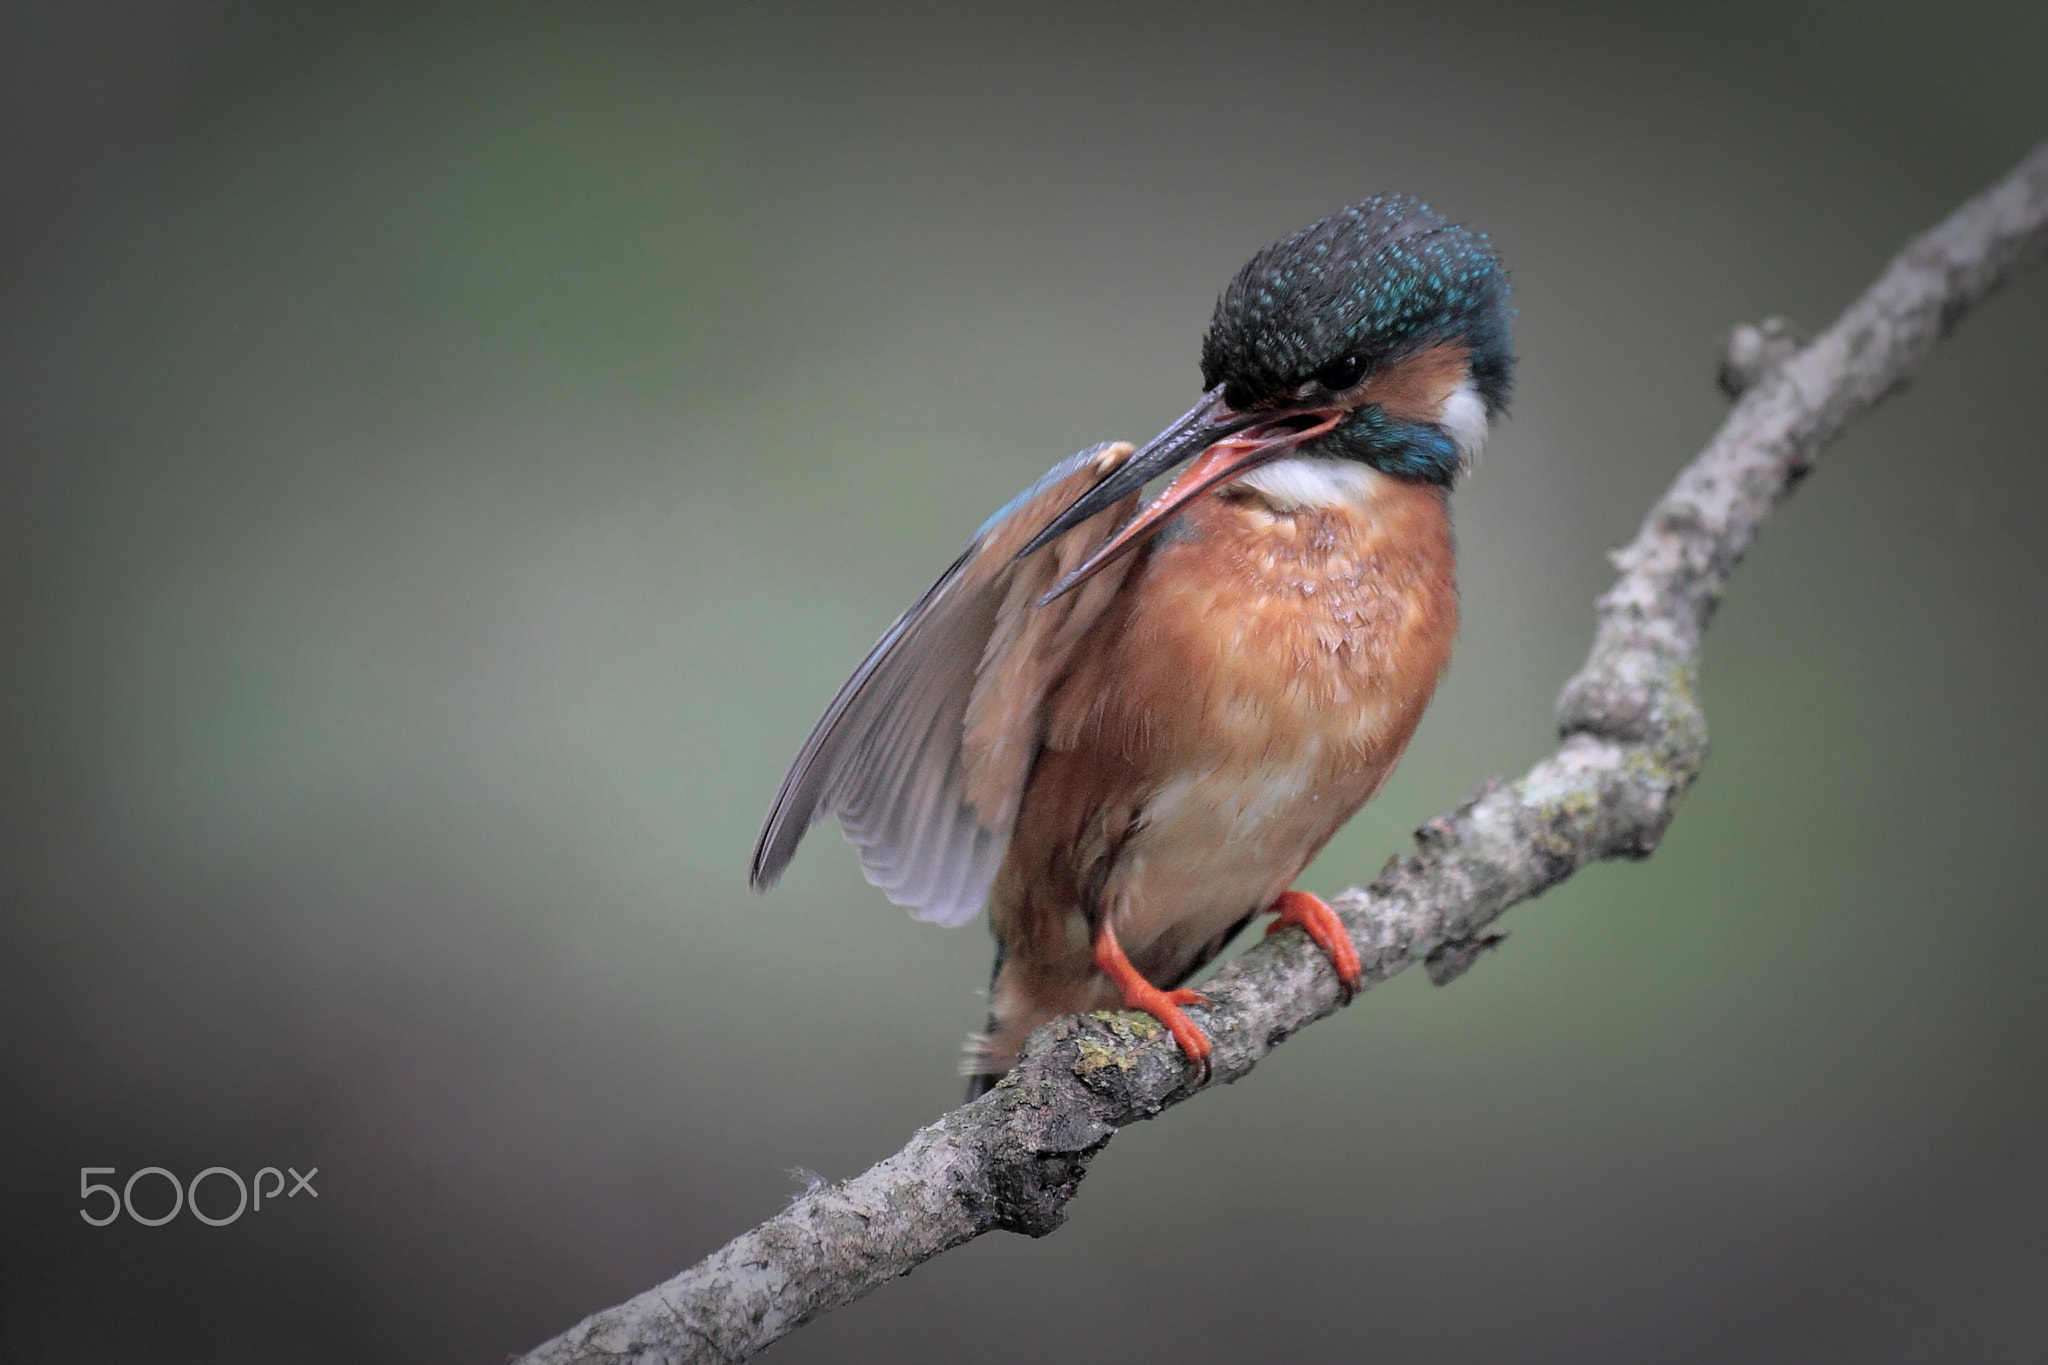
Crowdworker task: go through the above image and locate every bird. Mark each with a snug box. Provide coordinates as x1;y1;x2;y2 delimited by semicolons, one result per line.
750;194;1513;1100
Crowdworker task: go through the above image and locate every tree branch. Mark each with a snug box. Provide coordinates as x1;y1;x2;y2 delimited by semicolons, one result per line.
517;141;2048;1365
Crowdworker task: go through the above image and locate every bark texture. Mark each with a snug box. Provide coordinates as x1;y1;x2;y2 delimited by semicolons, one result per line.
517;141;2048;1365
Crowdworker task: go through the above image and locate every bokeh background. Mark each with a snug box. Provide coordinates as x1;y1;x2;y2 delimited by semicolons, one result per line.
4;2;2045;1360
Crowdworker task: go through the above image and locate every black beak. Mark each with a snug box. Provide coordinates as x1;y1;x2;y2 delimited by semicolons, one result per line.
1014;387;1256;563
1017;385;1348;605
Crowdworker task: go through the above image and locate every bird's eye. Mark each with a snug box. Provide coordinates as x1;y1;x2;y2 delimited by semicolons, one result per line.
1314;355;1365;391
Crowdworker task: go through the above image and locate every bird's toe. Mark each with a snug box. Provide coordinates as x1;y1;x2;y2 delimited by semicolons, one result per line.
1266;889;1364;1002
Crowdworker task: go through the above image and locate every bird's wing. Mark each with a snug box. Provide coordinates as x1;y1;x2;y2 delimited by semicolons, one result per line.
749;441;1142;926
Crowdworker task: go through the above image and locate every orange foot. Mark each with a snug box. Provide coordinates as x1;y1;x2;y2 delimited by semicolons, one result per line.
1264;889;1363;1004
1092;920;1212;1086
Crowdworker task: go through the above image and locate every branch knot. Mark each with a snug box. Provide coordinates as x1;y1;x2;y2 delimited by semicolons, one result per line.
1717;316;1806;397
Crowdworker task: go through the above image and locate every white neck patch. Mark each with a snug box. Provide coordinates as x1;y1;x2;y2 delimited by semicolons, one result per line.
1438;376;1489;463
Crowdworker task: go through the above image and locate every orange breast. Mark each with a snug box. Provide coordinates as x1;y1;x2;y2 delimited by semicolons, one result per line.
1069;472;1458;775
993;466;1459;986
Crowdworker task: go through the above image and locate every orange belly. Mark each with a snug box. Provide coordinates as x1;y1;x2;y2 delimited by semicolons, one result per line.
971;466;1459;1077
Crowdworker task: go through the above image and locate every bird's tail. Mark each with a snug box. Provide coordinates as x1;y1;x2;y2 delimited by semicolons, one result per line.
961;1050;1000;1102
961;939;1006;1102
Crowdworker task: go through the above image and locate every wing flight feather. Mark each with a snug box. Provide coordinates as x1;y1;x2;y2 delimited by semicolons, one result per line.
749;441;1141;926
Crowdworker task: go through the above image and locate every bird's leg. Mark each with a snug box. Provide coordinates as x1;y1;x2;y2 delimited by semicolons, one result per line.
1264;889;1364;1004
1091;919;1212;1084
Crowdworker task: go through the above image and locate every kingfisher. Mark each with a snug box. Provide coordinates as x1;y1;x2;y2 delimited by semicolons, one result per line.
750;195;1512;1099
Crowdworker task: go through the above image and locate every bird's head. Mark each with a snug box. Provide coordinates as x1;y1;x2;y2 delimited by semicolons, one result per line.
1200;194;1512;479
1024;194;1513;600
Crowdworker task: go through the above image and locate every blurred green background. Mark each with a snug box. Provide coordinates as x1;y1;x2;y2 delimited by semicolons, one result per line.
3;2;2044;1360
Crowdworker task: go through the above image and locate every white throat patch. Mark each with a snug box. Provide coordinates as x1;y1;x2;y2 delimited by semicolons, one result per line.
1233;457;1392;512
